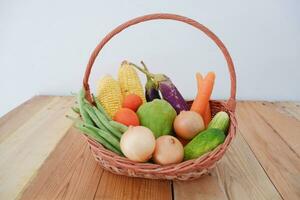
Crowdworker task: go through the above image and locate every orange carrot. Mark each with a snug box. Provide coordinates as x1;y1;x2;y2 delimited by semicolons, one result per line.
203;103;211;127
191;72;215;119
191;73;203;113
194;73;212;126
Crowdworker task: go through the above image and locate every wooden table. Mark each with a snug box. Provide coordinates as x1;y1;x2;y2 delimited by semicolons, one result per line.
0;96;299;200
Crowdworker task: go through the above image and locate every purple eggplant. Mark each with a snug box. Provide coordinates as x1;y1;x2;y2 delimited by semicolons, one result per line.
145;75;161;102
131;62;188;114
141;62;161;102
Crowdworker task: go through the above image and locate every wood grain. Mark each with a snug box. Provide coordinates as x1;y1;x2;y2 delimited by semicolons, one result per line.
95;171;172;200
274;102;300;120
236;102;300;200
21;128;103;200
0;96;75;200
249;101;300;155
174;170;227;200
174;131;282;200
0;96;55;143
94;171;172;200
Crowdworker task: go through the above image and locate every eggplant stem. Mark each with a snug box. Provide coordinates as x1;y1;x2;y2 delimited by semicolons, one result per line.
130;62;155;78
141;61;149;72
140;61;153;81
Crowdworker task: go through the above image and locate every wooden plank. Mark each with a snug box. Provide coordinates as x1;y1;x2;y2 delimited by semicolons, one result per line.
275;102;300;120
94;171;172;200
0;96;55;143
0;96;75;200
174;132;282;200
249;101;300;155
20;128;103;200
236;102;300;199
174;170;227;200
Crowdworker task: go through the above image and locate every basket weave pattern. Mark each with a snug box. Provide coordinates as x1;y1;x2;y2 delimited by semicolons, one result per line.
82;13;237;181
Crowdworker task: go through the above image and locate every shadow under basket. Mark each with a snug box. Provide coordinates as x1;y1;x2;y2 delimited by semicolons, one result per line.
82;13;237;181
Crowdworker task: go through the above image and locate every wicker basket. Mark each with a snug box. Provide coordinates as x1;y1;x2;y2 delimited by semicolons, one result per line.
82;13;237;181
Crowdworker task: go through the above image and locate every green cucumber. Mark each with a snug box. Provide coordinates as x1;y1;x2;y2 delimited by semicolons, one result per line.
208;111;230;133
184;128;225;160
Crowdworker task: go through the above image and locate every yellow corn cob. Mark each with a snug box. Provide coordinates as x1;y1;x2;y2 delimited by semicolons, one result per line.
118;61;146;103
96;75;123;118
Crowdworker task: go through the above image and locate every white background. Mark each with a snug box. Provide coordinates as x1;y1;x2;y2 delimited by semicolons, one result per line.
1;0;300;117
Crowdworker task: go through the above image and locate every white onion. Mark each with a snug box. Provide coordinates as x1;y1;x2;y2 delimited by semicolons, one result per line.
153;135;184;165
120;126;155;162
174;111;205;140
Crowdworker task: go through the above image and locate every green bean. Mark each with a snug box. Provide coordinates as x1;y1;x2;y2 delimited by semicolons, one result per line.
92;106;122;139
83;98;92;105
82;124;121;151
109;121;128;133
78;89;93;125
83;104;106;130
92;94;111;121
69;116;122;154
74;123;122;155
71;106;80;114
83;97;122;139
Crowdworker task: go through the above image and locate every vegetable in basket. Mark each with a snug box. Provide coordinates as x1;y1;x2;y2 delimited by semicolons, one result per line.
75;122;123;155
131;62;188;114
113;108;140;126
208;111;230;133
137;99;176;138
153;135;184;165
68;91;131;156
140;61;161;102
190;72;215;121
120;126;156;162
184;128;225;160
77;89;94;125
92;94;111;121
191;73;212;127
122;94;143;112
174;111;205;140
118;61;146;103
109;120;128;133
96;75;123;118
67;115;122;155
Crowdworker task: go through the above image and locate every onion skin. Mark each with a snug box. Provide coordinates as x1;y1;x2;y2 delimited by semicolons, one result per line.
120;126;155;162
174;111;205;140
153;136;184;165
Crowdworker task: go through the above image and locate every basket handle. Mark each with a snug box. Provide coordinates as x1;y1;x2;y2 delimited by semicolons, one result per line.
83;13;236;111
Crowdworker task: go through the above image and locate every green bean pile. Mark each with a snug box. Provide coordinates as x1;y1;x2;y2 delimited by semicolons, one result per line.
67;89;128;156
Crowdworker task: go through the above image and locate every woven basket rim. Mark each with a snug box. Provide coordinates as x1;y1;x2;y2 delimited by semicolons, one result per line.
81;13;237;112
